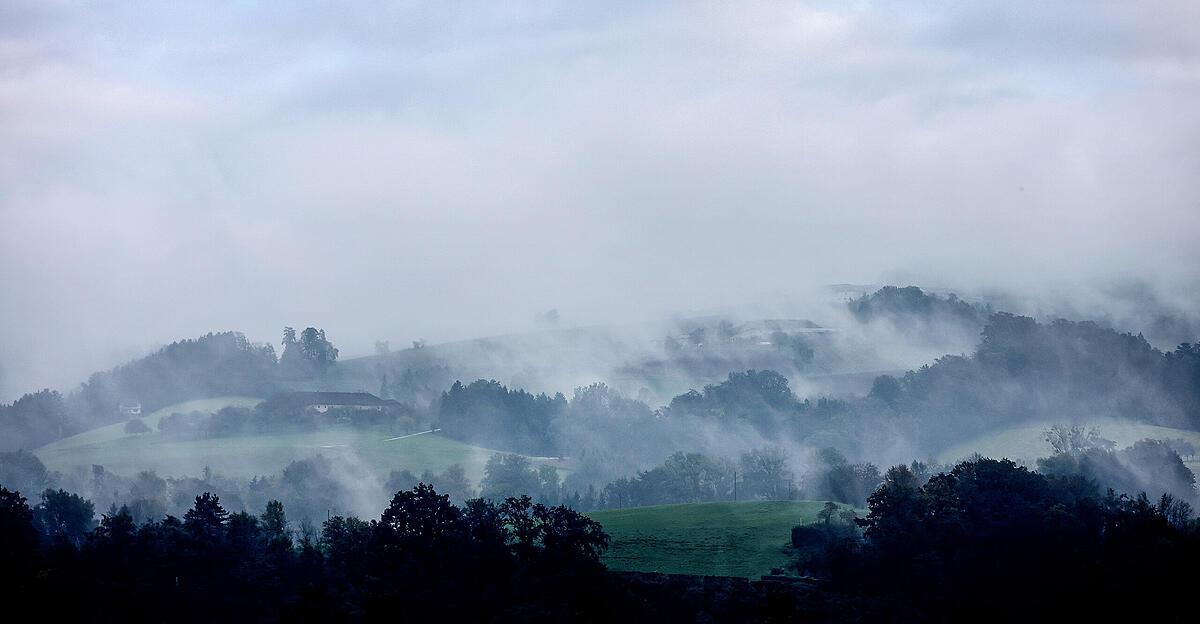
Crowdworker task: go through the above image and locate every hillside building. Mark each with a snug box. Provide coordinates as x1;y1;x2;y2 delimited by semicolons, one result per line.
274;391;400;413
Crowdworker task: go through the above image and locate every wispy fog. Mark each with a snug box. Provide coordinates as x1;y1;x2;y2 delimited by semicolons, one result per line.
2;1;1198;399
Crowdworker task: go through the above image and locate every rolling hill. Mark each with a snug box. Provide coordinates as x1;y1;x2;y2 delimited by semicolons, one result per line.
34;397;543;483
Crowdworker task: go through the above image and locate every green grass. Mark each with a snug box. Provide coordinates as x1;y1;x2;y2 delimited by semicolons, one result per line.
938;418;1200;464
39;397;266;451
34;397;532;484
589;500;852;578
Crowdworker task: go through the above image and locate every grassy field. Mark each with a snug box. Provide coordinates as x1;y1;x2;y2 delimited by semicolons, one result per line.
589;500;851;578
938;418;1200;466
38;397;266;452
34;397;531;483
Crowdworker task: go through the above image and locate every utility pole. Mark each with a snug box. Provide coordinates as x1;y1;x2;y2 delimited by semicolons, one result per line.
733;469;737;502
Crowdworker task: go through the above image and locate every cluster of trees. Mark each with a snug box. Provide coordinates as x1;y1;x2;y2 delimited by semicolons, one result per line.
435;372;858;486
596;452;736;509
386;464;474;504
479;454;563;503
865;313;1200;449
848;285;990;329
661;370;854;442
665;370;801;436
790;501;861;564
2;328;342;452
436;380;567;455
279;326;339;379
795;457;1200;619
392;455;572;508
579;447;881;511
0;482;615;621
803;448;884;508
1037;432;1196;501
550;383;676;489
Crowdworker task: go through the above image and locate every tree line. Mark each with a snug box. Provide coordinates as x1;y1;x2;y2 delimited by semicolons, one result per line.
790;456;1200;619
0;482;615;621
3;453;1196;620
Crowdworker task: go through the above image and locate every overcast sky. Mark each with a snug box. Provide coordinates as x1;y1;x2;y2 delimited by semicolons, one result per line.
2;1;1199;400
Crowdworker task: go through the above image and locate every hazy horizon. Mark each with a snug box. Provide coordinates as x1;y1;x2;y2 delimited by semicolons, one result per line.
3;1;1199;401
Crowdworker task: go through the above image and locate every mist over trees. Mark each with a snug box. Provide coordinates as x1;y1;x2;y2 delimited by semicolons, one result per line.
436;380;566;456
398;293;1200;476
0;450;51;496
0;390;70;452
848;285;990;330
279;326;339;378
6;286;1195;478
4;292;1197;524
0;328;341;452
1037;436;1196;502
72;332;280;421
865;313;1200;450
1;289;1195;536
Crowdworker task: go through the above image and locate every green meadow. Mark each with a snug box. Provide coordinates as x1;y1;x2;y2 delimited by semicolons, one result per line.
589;500;854;578
34;397;531;483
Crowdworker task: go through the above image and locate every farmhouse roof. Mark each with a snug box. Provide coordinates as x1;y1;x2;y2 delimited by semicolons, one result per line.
277;391;398;407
